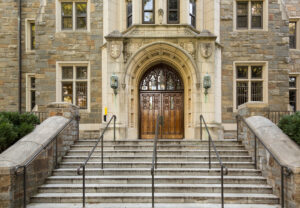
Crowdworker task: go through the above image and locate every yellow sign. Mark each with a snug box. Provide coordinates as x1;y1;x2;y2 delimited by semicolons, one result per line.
104;107;107;116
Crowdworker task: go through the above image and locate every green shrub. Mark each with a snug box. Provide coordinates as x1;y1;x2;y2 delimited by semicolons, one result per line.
278;112;300;146
0;112;40;153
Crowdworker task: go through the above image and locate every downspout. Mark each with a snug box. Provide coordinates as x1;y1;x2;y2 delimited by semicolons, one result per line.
18;0;22;113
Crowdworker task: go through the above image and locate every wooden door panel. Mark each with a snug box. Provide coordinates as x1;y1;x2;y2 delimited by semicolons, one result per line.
140;93;161;139
161;93;183;139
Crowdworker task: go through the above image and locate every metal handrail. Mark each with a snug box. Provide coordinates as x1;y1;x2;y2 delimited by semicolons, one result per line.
15;116;79;208
151;115;162;208
77;115;116;208
236;114;291;208
200;115;228;208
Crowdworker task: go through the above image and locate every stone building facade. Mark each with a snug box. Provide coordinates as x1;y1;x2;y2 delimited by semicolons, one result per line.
0;0;299;139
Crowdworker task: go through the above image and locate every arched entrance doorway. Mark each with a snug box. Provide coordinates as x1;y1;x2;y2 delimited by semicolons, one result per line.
139;63;184;139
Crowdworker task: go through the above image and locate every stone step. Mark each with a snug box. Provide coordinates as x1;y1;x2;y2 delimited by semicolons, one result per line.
59;161;255;169
46;175;267;185
38;183;273;194
74;140;240;146
27;203;281;208
67;150;250;157
62;155;252;163
53;168;262;176
30;193;279;204
70;144;245;151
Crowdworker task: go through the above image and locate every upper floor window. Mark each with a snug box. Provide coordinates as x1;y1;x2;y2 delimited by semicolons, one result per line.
25;19;35;52
289;76;298;111
26;74;36;112
167;0;179;24
289;21;297;49
61;2;87;30
189;0;196;27
236;1;263;30
143;0;154;24
127;1;132;27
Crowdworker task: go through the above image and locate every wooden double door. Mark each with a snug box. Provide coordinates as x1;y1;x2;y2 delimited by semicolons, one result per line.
140;92;184;139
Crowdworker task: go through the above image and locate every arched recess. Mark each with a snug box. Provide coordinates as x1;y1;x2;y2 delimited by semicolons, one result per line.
122;41;200;139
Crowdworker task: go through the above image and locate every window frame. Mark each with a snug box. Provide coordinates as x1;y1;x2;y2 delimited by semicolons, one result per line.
289;75;299;112
233;62;268;110
289;21;297;49
75;2;88;30
167;0;180;24
127;0;133;28
142;0;155;24
26;73;36;112
235;0;266;31
57;0;90;32
189;0;196;27
25;19;36;53
56;62;91;112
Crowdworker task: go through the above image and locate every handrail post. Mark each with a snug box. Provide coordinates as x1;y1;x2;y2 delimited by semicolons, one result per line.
281;166;284;208
236;115;239;141
254;136;257;169
55;136;58;169
101;135;104;169
113;116;116;141
152;168;154;208
200;116;202;141
83;166;86;208
23;166;26;208
221;166;224;208
208;136;211;169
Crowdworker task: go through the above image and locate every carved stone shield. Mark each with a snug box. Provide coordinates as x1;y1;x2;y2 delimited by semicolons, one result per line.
200;43;213;58
110;42;122;59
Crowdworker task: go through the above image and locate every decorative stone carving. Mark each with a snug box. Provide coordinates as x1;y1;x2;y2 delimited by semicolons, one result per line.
179;42;195;59
110;41;122;59
158;9;164;24
200;43;213;58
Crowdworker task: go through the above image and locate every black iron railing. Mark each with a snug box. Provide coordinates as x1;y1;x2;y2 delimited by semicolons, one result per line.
200;115;228;208
77;115;116;208
236;115;291;208
151;115;163;208
267;111;295;125
15;115;79;208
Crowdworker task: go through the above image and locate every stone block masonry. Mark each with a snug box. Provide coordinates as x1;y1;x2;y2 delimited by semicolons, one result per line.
0;102;79;208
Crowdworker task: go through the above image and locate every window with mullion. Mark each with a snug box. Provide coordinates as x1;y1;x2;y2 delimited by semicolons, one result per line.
61;66;88;109
289;22;297;49
189;0;196;27
168;0;179;24
143;0;154;24
236;65;264;107
127;1;132;27
30;23;35;50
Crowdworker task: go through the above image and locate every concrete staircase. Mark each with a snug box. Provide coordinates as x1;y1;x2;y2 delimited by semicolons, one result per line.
28;134;280;208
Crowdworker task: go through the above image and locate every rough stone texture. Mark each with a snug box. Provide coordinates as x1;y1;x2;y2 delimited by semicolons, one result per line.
0;103;79;208
238;115;300;208
221;0;290;123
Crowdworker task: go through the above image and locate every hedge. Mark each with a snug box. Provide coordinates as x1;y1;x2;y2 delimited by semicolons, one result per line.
278;112;300;146
0;112;40;153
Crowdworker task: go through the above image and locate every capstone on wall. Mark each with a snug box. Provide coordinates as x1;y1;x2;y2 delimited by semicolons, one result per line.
221;0;290;123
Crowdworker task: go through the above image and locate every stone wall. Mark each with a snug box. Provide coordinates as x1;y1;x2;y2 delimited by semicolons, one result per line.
0;103;79;208
221;0;290;123
35;0;103;123
0;0;19;111
238;115;300;208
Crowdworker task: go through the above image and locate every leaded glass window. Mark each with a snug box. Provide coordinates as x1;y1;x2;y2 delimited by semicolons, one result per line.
127;1;133;28
236;1;263;30
30;23;35;50
62;3;73;29
62;2;87;30
143;0;154;24
251;1;263;28
289;22;297;49
189;0;196;27
289;76;297;111
168;0;179;24
237;2;248;29
140;64;183;91
76;3;87;29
